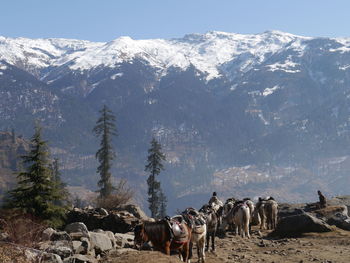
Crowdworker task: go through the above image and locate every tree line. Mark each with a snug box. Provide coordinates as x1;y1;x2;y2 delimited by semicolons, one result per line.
2;105;167;227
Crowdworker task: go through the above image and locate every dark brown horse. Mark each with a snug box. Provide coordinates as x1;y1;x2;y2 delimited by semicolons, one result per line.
134;219;192;262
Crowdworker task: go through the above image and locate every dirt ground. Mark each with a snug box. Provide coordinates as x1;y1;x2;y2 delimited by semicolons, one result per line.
108;226;350;263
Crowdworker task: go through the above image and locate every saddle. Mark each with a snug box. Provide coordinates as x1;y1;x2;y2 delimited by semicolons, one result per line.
164;216;188;242
182;208;206;228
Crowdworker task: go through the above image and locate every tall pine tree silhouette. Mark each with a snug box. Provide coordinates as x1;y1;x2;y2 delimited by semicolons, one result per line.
145;137;166;218
93;105;117;198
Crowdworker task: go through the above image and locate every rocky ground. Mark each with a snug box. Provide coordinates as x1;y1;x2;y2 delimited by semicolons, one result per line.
109;226;350;263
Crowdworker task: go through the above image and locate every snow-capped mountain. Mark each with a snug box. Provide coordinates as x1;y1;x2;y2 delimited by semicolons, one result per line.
2;30;350;209
0;31;308;80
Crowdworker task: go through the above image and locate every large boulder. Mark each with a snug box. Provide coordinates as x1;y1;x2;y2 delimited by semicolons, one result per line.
328;196;350;216
40;240;74;260
116;204;149;220
42;228;56;241
272;212;333;237
66;209;139;233
64;222;90;239
89;232;113;254
115;233;134;248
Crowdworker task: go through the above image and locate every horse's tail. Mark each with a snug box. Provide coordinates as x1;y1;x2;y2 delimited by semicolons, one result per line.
242;206;250;238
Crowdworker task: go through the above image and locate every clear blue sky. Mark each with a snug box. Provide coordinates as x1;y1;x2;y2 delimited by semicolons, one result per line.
1;0;349;41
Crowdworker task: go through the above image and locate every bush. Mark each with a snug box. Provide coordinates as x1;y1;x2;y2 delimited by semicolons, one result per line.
0;210;47;247
96;179;134;210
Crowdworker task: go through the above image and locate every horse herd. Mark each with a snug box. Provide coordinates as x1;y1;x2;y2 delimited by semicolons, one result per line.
134;196;279;263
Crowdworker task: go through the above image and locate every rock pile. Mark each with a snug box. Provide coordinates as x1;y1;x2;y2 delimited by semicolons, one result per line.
273;196;350;236
9;204;148;263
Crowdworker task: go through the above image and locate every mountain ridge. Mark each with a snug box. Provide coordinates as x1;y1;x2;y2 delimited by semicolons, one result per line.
2;30;350;211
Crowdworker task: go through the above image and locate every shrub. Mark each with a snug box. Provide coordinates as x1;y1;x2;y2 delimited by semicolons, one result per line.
95;179;133;210
0;210;47;247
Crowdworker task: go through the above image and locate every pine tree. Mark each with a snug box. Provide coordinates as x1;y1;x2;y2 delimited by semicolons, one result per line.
93;105;117;198
159;189;167;218
50;158;69;206
5;123;66;227
145;137;166;218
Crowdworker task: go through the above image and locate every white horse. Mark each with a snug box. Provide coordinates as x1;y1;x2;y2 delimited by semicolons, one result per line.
256;197;278;230
265;199;278;230
190;220;207;263
222;201;251;238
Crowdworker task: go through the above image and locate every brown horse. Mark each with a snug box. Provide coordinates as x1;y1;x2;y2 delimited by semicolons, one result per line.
134;219;192;262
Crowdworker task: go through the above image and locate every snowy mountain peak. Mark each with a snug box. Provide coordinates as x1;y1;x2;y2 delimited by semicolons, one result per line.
0;31;347;81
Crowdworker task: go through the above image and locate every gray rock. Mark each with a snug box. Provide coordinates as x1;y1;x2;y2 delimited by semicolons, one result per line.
273;212;333;236
104;231;116;247
45;240;73;259
65;222;90;239
116;204;149;220
0;231;9;241
90;232;113;254
327;212;350;231
51;231;72;242
96;208;108;216
72;240;88;255
40;252;63;263
42;228;56;241
115;233;134;248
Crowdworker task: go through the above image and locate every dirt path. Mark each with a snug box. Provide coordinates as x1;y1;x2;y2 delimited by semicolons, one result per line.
109;227;350;263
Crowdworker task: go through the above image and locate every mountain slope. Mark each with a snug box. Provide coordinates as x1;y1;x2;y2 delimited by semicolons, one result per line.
1;31;350;211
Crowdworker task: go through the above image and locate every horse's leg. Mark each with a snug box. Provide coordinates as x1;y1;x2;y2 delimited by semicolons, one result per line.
200;237;206;263
189;241;193;261
181;242;190;262
164;241;171;255
211;233;215;251
205;232;209;252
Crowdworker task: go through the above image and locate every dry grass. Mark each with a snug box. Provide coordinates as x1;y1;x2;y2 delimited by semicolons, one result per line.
0;210;46;248
0;243;29;263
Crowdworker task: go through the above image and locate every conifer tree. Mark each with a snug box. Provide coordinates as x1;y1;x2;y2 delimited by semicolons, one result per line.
145;137;166;218
5;123;66;227
93;105;117;198
50;158;69;206
159;189;167;218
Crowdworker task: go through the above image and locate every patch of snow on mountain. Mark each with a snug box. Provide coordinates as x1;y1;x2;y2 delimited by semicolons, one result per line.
263;85;281;96
267;60;300;73
339;64;350;70
330;38;350;53
110;72;123;79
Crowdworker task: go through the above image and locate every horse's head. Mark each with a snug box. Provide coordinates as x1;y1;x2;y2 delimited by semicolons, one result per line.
199;204;212;214
133;223;147;250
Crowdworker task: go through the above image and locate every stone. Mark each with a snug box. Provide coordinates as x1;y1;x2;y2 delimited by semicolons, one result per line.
51;231;72;242
66;208;140;233
40;252;63;263
90;232;113;254
116;204;149;220
104;231;116;247
96;208;108;216
42;228;56;241
115;233;134;248
65;222;90;239
45;240;74;259
273;212;333;237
